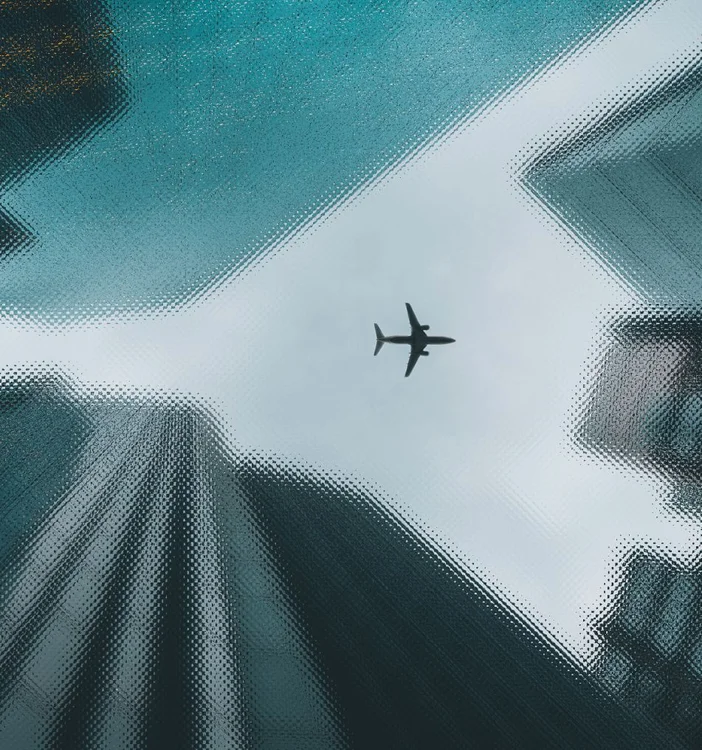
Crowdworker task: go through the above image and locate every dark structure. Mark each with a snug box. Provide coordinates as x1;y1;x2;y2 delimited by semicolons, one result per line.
596;551;702;748
521;49;702;748
0;0;126;254
0;372;683;748
577;313;702;487
572;314;702;748
235;454;682;749
521;51;702;304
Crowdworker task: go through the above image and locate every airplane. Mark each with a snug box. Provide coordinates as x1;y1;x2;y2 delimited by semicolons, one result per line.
374;303;456;377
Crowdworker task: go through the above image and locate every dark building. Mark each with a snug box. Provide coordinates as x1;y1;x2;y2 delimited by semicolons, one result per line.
519;44;702;746
0;0;656;317
577;313;702;488
0;372;683;748
0;0;126;255
521;51;702;304
568;313;702;748
596;550;702;748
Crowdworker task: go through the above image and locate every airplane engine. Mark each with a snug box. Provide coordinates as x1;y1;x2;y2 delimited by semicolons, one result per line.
421;325;430;330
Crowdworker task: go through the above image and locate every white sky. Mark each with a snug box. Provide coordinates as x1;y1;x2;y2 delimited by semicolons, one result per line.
3;0;702;663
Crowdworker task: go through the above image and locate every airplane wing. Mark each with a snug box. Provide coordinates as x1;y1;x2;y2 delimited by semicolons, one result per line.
405;303;422;333
404;348;422;377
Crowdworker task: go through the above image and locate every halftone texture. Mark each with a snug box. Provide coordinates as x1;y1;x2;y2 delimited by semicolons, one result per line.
532;102;702;739
596;550;702;749
521;58;702;749
0;373;341;750
572;311;702;749
576;311;702;488
0;0;127;257
0;0;655;323
521;46;702;303
0;372;685;749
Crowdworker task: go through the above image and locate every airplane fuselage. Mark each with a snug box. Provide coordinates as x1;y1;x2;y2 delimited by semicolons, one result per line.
382;334;455;346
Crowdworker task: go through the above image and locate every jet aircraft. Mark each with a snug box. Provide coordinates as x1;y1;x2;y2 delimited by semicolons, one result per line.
374;303;456;377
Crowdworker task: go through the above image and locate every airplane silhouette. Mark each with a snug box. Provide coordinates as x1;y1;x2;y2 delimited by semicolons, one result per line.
374;303;456;377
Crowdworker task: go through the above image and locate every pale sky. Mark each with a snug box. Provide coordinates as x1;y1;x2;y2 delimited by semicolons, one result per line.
2;0;702;663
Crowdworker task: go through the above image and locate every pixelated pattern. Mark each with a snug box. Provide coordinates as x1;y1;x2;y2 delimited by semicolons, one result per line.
0;372;685;749
576;312;702;485
596;550;702;747
0;372;343;749
0;0;127;258
563;310;702;746
0;0;656;322
517;18;702;750
520;45;702;303
3;0;702;748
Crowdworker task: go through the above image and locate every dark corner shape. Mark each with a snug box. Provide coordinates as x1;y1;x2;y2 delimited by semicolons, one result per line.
0;0;128;256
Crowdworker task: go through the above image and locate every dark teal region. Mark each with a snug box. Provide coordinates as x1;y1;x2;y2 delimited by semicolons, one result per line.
0;0;652;321
523;53;702;303
0;373;685;748
596;550;702;748
0;0;127;259
236;455;681;749
0;374;91;571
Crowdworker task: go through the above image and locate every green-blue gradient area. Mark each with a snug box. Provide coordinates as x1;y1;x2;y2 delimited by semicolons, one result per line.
523;56;702;303
1;0;652;321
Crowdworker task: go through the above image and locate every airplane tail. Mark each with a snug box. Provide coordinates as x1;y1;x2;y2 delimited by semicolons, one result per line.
374;324;384;356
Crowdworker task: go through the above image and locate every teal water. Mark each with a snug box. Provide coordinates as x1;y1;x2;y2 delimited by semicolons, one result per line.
0;0;652;321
